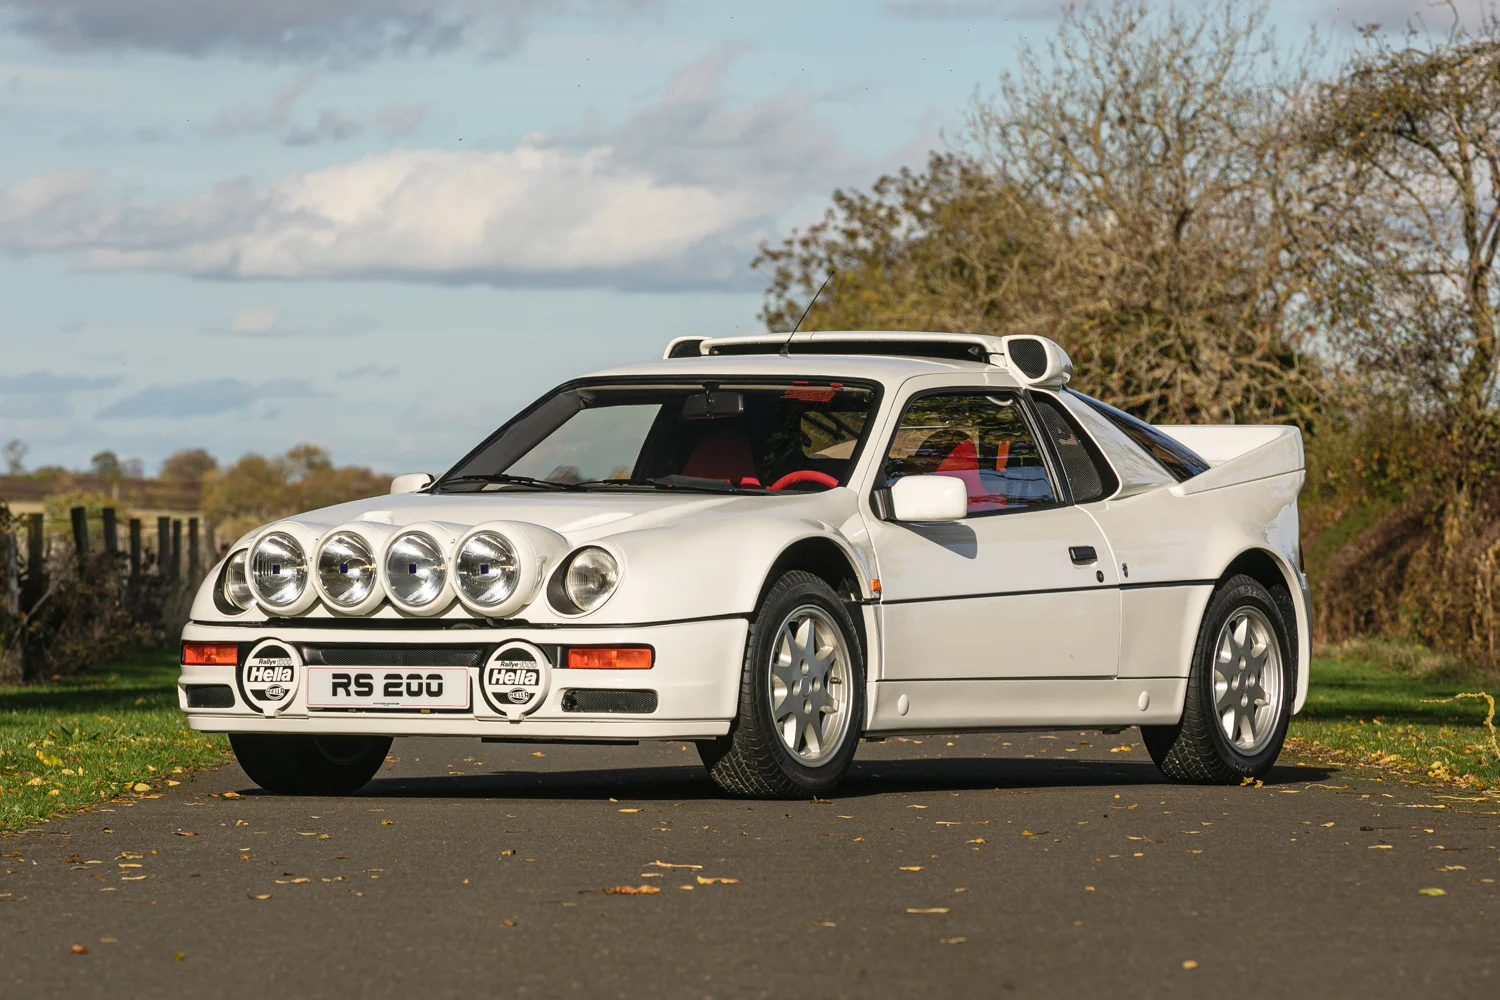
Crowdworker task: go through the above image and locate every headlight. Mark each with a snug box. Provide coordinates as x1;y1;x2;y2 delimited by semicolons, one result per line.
317;531;378;609
222;549;252;611
563;547;620;613
455;531;520;610
249;532;308;609
385;531;446;607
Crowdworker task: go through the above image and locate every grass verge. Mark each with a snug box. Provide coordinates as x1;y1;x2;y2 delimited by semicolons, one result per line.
1290;642;1500;790
0;650;230;832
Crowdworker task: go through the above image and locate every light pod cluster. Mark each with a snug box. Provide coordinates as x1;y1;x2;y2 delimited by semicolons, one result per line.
221;520;616;618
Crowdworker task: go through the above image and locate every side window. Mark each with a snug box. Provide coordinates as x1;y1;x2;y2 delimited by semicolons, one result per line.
1030;393;1119;503
883;392;1057;513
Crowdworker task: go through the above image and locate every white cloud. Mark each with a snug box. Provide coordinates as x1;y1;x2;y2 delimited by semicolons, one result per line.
0;50;870;291
231;303;281;334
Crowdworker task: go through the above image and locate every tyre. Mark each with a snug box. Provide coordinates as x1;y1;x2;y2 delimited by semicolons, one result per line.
699;571;865;799
229;733;392;795
1141;574;1294;784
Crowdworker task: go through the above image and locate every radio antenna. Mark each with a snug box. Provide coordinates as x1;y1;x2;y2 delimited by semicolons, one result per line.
781;269;835;358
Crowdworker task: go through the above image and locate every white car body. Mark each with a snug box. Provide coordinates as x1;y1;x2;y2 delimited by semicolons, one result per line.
179;332;1310;746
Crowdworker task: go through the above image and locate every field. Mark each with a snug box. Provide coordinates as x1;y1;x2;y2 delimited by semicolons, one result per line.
0;651;230;831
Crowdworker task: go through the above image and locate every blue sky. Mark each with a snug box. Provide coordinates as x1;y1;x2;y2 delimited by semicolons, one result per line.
0;0;1478;476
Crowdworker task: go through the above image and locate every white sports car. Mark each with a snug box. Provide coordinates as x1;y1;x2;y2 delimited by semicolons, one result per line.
180;331;1310;799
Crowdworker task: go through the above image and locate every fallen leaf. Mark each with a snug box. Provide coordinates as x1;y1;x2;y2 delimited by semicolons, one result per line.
174;832;197;837
69;944;89;955
603;885;661;895
696;876;739;885
899;866;924;872
502;919;516;927
908;805;928;810
172;952;185;962
528;752;544;757
380;819;394;826
1021;830;1048;837
906;908;950;914
131;783;151;793
618;808;640;814
649;860;703;870
1182;960;1198;970
807;920;837;927
1369;845;1393;850
247;892;273;901
221;791;241;799
967;838;987;844
811;797;831;804
940;937;967;945
1321;822;1335;828
1418;887;1447;896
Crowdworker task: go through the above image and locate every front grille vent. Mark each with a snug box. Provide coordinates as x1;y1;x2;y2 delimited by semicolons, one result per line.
301;646;485;668
560;689;659;714
185;684;236;708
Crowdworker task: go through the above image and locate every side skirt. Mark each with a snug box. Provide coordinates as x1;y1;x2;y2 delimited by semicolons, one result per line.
865;677;1188;734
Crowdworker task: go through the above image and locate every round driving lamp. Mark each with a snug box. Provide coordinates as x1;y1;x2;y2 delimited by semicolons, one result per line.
249;531;307;609
455;531;521;610
384;531;447;608
317;531;378;609
563;547;620;613
221;549;253;611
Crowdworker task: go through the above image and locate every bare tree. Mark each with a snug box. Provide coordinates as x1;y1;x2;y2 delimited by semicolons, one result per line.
2;439;26;475
1298;5;1500;428
969;0;1327;423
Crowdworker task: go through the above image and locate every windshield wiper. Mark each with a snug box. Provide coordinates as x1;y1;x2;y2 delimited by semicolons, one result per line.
437;473;585;492
574;476;762;494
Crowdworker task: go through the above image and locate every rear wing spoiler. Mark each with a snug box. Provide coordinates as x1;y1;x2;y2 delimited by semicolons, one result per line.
1153;425;1304;496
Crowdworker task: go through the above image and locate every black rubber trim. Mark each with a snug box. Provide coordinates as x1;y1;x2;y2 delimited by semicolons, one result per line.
189;612;751;630
881;578;1216;606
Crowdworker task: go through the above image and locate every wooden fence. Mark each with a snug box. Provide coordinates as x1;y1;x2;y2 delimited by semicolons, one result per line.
0;505;219;684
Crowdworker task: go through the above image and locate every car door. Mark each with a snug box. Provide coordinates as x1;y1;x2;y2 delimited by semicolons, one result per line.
868;382;1121;681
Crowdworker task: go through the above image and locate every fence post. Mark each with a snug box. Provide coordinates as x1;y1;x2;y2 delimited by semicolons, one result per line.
205;521;216;563
156;517;170;575
171;519;182;581
188;517;200;582
23;513;44;608
3;530;18;622
102;507;118;557
129;518;142;588
70;506;89;560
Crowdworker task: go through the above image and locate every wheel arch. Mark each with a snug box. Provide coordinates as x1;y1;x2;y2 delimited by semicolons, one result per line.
1216;546;1308;712
755;535;869;658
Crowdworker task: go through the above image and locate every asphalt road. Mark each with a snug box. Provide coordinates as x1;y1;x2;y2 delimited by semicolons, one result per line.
2;731;1497;999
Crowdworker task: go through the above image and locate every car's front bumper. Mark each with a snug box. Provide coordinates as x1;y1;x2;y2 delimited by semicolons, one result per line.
178;617;748;741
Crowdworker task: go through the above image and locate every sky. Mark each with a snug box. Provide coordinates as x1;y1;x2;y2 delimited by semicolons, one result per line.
0;0;1484;477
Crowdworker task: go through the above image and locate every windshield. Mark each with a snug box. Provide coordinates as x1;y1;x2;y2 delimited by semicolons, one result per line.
438;379;880;494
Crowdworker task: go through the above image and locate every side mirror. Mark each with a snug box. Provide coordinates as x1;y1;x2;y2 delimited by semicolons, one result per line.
889;476;968;522
390;472;433;495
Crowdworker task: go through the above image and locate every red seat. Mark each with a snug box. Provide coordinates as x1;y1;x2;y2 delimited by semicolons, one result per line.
682;426;758;485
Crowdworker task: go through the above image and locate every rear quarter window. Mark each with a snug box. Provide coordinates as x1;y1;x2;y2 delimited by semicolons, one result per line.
1068;391;1210;482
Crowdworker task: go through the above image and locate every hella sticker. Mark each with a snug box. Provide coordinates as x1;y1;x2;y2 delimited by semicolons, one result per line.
240;641;300;715
481;641;550;720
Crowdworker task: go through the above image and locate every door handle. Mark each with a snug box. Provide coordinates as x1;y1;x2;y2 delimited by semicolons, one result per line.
1068;545;1098;565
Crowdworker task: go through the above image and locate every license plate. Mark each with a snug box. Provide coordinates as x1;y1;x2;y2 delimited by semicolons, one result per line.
306;666;471;710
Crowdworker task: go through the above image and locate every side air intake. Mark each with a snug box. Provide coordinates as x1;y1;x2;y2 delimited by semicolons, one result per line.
1001;335;1073;388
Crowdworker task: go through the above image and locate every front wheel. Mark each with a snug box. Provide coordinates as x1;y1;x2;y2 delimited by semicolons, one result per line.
229;733;392;795
1141;574;1294;784
699;571;865;798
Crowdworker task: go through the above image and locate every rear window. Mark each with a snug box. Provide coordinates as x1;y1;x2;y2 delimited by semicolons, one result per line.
1069;391;1210;482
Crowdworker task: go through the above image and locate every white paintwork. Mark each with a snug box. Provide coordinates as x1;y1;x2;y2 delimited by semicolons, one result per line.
390;472;433;494
889;475;968;522
181;332;1311;745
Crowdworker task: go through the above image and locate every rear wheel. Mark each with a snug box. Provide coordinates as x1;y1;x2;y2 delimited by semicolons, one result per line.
229;733;392;795
1141;575;1293;784
699;571;864;798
